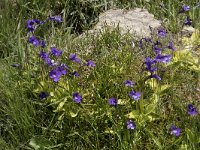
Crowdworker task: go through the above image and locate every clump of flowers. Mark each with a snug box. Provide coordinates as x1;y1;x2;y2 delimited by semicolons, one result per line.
23;2;199;140
139;27;176;82
49;64;68;82
28;35;40;47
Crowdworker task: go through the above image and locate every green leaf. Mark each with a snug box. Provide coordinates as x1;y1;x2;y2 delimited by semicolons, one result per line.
29;136;52;150
54;101;66;112
69;110;79;117
125;110;139;119
159;84;171;94
144;104;156;115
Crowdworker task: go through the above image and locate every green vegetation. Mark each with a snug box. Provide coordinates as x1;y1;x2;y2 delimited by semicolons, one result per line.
0;0;199;149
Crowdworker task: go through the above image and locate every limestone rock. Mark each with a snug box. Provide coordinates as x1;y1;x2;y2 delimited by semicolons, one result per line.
92;8;161;37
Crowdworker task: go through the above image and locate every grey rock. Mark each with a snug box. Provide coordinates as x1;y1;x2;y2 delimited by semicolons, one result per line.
91;8;161;37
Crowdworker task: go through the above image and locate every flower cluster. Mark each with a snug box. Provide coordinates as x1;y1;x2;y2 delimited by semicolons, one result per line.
26;16;96;103
139;28;176;81
27;15;62;47
49;64;68;82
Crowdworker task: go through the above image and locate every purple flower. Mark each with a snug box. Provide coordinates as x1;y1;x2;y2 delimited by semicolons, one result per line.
155;54;171;63
170;125;181;137
184;16;192;26
26;19;43;32
72;71;79;77
86;60;96;67
148;74;161;81
39;51;48;59
33;19;43;24
51;47;62;57
129;90;141;100
69;54;81;63
153;41;163;54
124;80;135;87
168;42;176;51
73;92;82;103
45;58;58;66
27;20;35;32
180;5;190;13
144;37;152;43
41;40;46;48
39;92;49;100
28;35;40;47
138;39;143;48
49;68;62;82
57;65;67;75
145;57;157;73
49;15;62;22
153;45;162;54
59;63;68;74
187;104;198;116
138;37;152;48
108;97;118;106
127;120;136;130
154;40;162;46
158;28;167;37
